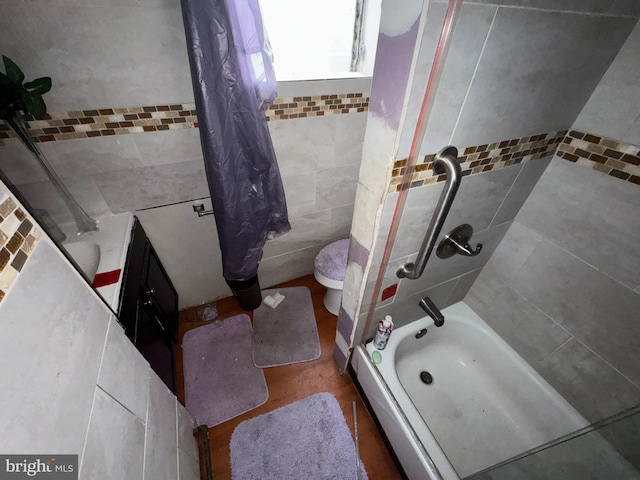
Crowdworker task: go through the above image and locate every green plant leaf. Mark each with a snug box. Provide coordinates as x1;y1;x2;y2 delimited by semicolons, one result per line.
0;71;12;87
2;55;25;85
0;82;23;120
18;90;47;119
24;77;52;95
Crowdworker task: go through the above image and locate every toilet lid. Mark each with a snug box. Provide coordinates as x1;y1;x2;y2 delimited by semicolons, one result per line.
315;239;349;282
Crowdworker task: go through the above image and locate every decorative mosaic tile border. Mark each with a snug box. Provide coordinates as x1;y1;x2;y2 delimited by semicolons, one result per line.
266;93;369;121
557;130;640;185
0;104;199;144
0;192;43;303
390;130;567;192
0;93;370;145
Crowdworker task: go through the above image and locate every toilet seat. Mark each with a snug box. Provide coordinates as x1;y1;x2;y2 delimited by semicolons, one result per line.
314;238;349;315
313;268;344;291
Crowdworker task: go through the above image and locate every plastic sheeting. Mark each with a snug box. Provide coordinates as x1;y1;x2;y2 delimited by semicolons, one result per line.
181;0;290;281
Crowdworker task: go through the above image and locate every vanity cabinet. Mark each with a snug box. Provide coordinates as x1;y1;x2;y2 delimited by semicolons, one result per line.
118;216;179;392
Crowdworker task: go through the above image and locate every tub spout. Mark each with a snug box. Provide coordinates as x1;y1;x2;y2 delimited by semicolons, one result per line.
419;297;444;327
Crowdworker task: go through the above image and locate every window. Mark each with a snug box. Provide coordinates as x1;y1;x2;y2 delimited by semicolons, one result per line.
258;0;360;80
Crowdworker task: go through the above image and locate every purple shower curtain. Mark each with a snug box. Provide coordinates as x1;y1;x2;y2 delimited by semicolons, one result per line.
180;0;290;283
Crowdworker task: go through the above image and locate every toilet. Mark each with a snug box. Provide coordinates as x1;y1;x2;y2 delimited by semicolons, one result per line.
314;238;349;315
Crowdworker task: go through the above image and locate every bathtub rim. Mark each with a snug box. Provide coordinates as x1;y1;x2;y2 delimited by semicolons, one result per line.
354;343;459;479
358;300;589;479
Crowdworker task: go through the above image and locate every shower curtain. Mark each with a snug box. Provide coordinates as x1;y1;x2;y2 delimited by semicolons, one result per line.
180;0;290;284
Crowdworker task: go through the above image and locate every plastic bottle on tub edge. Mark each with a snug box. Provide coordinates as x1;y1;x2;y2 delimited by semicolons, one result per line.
373;315;394;350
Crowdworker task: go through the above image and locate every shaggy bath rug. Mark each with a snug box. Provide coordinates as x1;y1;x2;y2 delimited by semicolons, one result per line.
182;314;268;427
230;392;368;480
252;286;321;367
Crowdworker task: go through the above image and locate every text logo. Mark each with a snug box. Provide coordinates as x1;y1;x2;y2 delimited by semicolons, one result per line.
0;455;77;479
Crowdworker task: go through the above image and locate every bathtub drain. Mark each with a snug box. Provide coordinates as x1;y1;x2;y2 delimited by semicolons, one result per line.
420;371;433;385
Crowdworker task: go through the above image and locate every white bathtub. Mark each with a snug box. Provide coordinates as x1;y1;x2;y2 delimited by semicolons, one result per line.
353;302;588;479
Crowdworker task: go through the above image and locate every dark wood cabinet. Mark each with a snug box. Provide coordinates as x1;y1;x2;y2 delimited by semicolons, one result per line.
118;217;179;392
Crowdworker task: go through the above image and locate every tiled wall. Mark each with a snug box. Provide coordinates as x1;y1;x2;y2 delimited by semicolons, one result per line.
572;19;640;145
0;104;199;143
558;130;640;185
390;130;565;192
0;91;369;224
355;126;640;339
0;95;369;307
268;94;369;120
389;128;640;193
0;184;199;478
346;1;639;352
358;151;553;341
0;0;372;306
465;18;640;426
0;94;369;145
0;190;43;303
467;155;640;424
396;3;638;158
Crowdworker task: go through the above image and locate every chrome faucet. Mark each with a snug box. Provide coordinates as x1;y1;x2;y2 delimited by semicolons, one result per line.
419;297;444;327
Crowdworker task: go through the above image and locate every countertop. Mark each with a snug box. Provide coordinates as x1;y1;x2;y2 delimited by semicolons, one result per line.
62;213;134;312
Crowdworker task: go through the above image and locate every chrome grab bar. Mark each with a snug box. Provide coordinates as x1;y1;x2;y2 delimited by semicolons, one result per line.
396;146;462;280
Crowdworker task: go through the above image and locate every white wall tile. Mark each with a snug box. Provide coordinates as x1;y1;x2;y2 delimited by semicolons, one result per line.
467;271;572;365
269;116;337;177
0;241;110;454
622;115;640;146
475;423;640;480
487;223;640;387
398;2;497;157
17;175;112;226
95;160;209;214
315;165;360;210
0;138;48;184
262;204;352;259
536;339;640;423
178;448;200;480
133;129;204;166
335;112;368;166
388;165;521;262
144;373;178;480
176;402;198;461
281;172;317;216
573;22;640;140
490;156;552;227
276;77;371;98
80;388;145;480
40;136;145;177
97;318;151;421
258;244;325;288
364;276;459;337
517;158;640;288
0;1;193;111
465;0;640;16
451;9;636;147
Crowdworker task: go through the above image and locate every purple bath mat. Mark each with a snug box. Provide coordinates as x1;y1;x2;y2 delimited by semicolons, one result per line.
252;286;320;368
182;314;268;427
230;392;368;480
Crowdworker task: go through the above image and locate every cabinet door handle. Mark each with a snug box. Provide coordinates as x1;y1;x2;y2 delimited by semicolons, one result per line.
143;298;167;333
146;288;155;296
154;315;167;332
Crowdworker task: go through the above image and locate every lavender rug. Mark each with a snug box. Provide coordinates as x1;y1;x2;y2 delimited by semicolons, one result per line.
182;314;268;427
252;286;321;367
230;392;368;480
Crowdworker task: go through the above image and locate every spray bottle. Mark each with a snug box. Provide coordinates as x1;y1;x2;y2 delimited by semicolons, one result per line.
373;315;394;350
